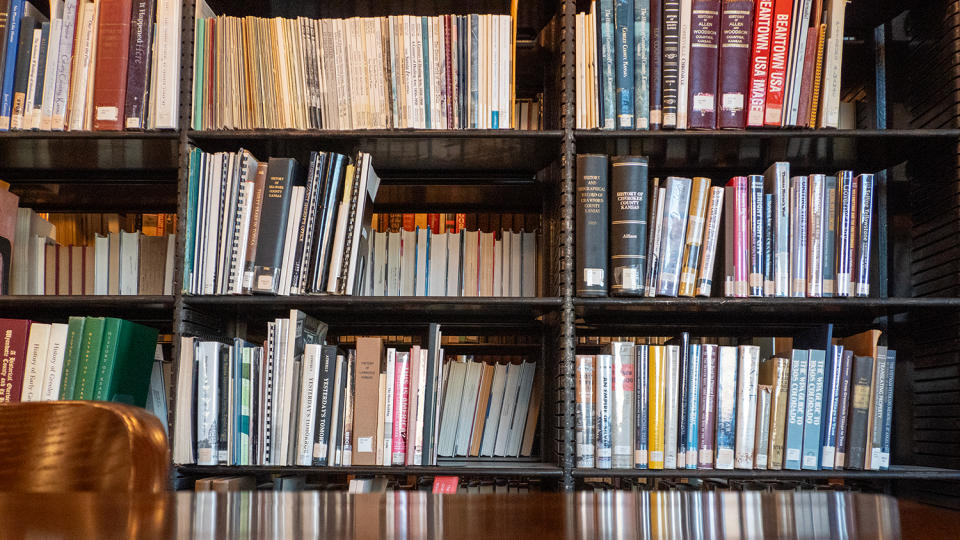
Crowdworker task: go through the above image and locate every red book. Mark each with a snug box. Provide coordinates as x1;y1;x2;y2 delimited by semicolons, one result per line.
428;214;441;234
92;0;134;130
763;0;793;126
717;0;757;129
726;176;749;297
432;476;459;493
391;351;410;465
0;318;32;402
402;214;416;232
687;0;722;130
795;28;820;127
746;0;774;126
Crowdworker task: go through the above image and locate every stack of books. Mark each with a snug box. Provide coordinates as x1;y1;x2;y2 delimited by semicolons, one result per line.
192;4;516;130
576;0;849;130
575;328;895;471
173;320;542;466
576;155;875;298
184;149;379;296
0;316;159;405
0;0;182;131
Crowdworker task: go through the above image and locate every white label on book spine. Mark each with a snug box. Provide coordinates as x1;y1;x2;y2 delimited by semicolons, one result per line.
821;447;835;468
871;448;882;468
802;454;817;468
578;444;594;458
614;445;631;456
314;443;327;458
357;437;373;453
650;450;663;462
879;453;890;469
722;93;744;111
786;448;801;462
693;94;715;112
585;268;604;287
96;106;118;121
597;448;612;458
622;268;639;290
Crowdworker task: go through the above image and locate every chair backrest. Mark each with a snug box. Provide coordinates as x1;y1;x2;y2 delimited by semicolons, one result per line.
0;401;169;492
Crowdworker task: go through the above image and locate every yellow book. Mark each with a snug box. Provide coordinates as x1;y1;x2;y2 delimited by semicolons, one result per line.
758;356;791;470
678;177;711;297
809;23;827;127
648;345;666;469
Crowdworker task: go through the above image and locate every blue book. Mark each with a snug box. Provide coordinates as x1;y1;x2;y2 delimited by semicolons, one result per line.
685;343;701;469
470;14;479;129
183;149;201;291
599;0;616;129
0;0;25;130
880;349;896;470
634;0;650;129
714;346;738;469
614;0;635;128
595;354;614;469
783;349;808;470
801;349;826;470
819;345;844;469
421;17;431;129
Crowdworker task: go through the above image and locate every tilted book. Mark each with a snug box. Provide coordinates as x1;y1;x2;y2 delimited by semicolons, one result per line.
656;177;692;297
678;177;710;297
696;186;724;296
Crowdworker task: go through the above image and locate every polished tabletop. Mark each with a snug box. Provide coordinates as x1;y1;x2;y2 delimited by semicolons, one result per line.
1;490;958;539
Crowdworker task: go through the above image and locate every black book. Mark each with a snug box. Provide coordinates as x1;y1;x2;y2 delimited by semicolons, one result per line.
763;193;773;296
648;0;663;130
610;156;648;296
312;344;338;466
748;174;764;297
252;157;305;294
122;0;155;129
10;14;35;129
332;353;348;463
290;152;327;294
845;355;875;470
309;153;346;293
576;154;610;297
30;20;47;124
421;323;442;466
661;0;680;129
0;0;11;85
673;332;690;467
217;342;230;464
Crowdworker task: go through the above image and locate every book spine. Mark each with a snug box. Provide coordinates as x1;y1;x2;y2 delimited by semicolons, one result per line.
765;162;790;296
28;22;48;129
685;343;701;468
595;354;613;469
615;0;635;128
123;0;155;129
784;349;807;470
0;0;23;130
763;193;774;295
697;343;718;468
714;346;738;469
763;0;791;126
656;177;692;297
717;0;755;129
196;343;220;465
676;334;689;468
835;171;854;296
754;386;771;468
92;0;134;131
794;28;818;127
809;23;826;126
855;174;874;297
635;345;649;468
661;0;681;128
678;177;709;297
734;345;759;468
687;0;721;130
807;174;825;297
635;0;650;129
820;345;843;469
644;186;666;296
869;348;888;470
767;357;790;469
575;355;596;468
732;177;749;297
9;14;34;130
789;176;808;297
845;355;873;470
611;343;636;468
663;344;680;468
801;349;825;470
610;157;649;296
696;186;724;296
649;0;663;128
576;155;610;296
746;0;773;126
880;350;896;469
648;345;665;469
723;185;735;296
19;25;40;130
819;2;845;128
833;349;853;468
600;0;616;129
822;175;838;296
51;0;78;130
676;0;692;129
748;174;764;296
392;353;410;465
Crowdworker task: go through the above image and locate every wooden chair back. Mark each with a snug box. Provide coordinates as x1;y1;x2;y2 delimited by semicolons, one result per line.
0;401;169;492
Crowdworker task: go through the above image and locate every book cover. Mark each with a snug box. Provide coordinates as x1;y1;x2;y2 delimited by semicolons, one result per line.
635;344;649;468
717;0;756;129
833;348;853;468
834;170;854;296
674;333;689;468
845;355;874;470
726;176;749;297
783;348;808;470
392;351;410;465
644;185;665;296
822;175;838;296
879;349;895;470
595;353;613;469
352;337;383;466
789;175;808;297
734;345;760;468
609;342;635;468
252;158;304;294
91;317;158;407
854;174;874;297
312;344;338;465
762;162;790;296
91;0;133;130
676;0;692;129
819;344;843;469
758;355;790;469
687;0;721;129
648;345;665;469
698;343;718;468
800;348;825;470
576;154;610;296
806;174;826;297
614;0;635;128
663;344;681;468
763;193;774;294
634;0;650;129
754;385;772;468
714;345;738;469
746;0;774;126
610;156;648;295
648;0;663;128
661;0;680;128
195;341;220;465
656;177;692;297
868;346;888;470
0;317;30;402
599;0;616;129
763;0;792;125
9;14;37;130
73;317;105;400
748;174;765;296
685;343;701;468
0;0;25;130
678;177;709;297
696;186;724;296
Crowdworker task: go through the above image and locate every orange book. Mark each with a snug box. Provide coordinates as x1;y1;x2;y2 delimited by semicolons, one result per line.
469;363;496;456
352;337;384;466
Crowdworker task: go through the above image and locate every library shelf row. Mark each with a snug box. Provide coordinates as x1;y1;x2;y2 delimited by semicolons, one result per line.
571;465;960;481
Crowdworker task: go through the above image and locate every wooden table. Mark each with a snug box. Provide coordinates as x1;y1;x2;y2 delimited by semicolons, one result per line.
1;491;958;539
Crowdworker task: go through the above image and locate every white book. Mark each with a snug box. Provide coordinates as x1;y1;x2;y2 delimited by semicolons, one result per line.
490;16;499;128
151;0;182;128
215;155;237;294
296;344;323;465
806;174;825;297
734;345;760;469
492;236;503;296
325;192;351;294
819;0;846;128
400;229;417;295
278;186;306;296
428;231;447;296
462;230;480;296
119;231;140;295
17;28;42;130
38;0;63;130
50;0;79;130
663;344;681;468
383;348;397;466
437;360;467;456
196;341;221;466
163;233;176;295
480;363;508;456
494;361;523;456
445;231;461;296
415;227;429;296
373;231;387;296
173;337;197;464
478;232;494;296
40;323;68;401
201;154;222;294
500;231;511;296
273;318;292;464
325;357;344;466
67;1;96;131
454;360;483;456
676;0;692;129
754;386;772;469
521;231;536;297
386;230;401;295
20;323;50;401
93;234;109;294
509;231;522;297
507;362;536;456
500;15;511;128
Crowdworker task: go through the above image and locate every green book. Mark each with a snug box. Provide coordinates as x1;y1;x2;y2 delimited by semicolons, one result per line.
58;316;87;400
74;317;106;400
92;318;159;407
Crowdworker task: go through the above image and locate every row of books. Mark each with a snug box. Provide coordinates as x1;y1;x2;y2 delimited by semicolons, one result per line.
575;328;895;471
373;212;541;236
0;316;158;406
43;212;177;246
184;148;378;297
576;155;875;298
363;229;538;297
576;0;848;130
0;0;181;131
192;7;515;130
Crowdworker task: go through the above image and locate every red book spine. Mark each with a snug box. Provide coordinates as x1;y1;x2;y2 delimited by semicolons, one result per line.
428;213;441;233
697;344;718;468
0;318;32;402
92;0;134;130
717;0;756;129
795;29;819;127
402;214;416;232
391;353;410;464
763;0;792;126
687;0;722;130
746;0;774;126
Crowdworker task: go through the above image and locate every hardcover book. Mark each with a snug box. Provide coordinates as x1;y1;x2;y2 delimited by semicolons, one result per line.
678;177;710;297
595;353;614;468
717;0;756;129
697;343;718;468
576;154;610;296
734;345;760;469
714;345;738;469
610;156;648;295
648;345;665;469
609;342;635;468
746;0;774;126
575;355;596;467
656;177;692;297
687;0;721;129
783;348;808;470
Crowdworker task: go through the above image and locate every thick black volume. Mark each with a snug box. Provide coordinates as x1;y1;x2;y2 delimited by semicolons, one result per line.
610;156;649;296
845;355;875;470
577;154;610;297
252;157;304;294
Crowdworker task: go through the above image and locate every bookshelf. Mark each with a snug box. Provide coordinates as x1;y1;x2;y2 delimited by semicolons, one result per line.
0;0;957;504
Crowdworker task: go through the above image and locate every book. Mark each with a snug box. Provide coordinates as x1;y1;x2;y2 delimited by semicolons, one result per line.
714;345;738;469
684;343;701;468
697;343;718;468
754;385;772;468
252;158;304;294
746;0;774;126
614;0;635;128
634;344;649;468
854;174;874;297
634;0;650;129
678;177;709;297
783;348;808;470
647;345;665;469
758;355;790;469
594;353;613;468
789;176;808;297
717;0;756;129
91;0;133;130
599;0;616;129
763;0;792;125
90;317;159;406
576;154;610;296
734;345;760;469
845;355;874;470
661;0;681;128
609;342;635;467
662;344;681;468
748;174;765;296
801;347;826;470
819;344;843;469
352;337;383;466
610;156;648;295
695;186;724;296
833;349;854;468
648;0;663;128
656;177;692;297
